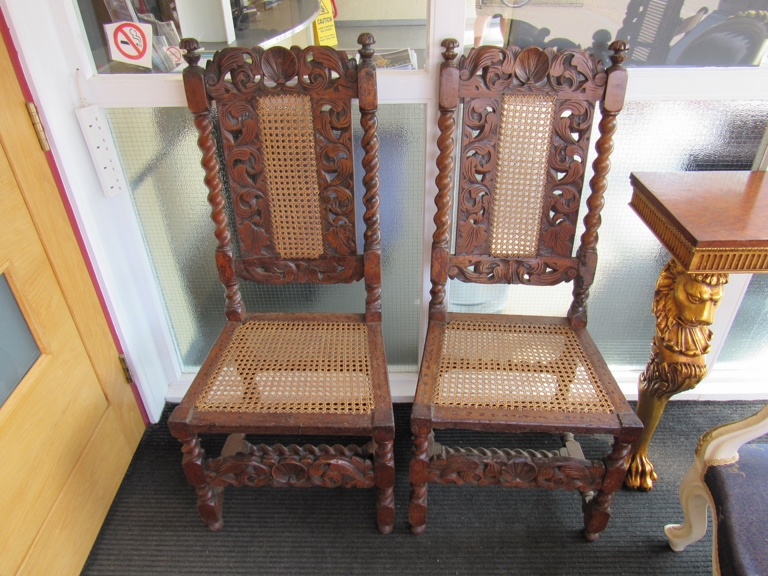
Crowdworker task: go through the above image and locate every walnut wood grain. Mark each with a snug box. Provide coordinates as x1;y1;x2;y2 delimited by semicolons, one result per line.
314;98;357;256
457;45;607;99
203;44;358;101
408;427;431;535
172;35;394;535
410;40;638;541
217;99;275;259
204;442;375;489
429;39;460;322
358;35;383;323
428;446;605;491
235;256;364;284
448;255;578;285
568;41;628;328
178;431;224;531
453;44;607;287
183;49;244;322
583;435;634;540
374;436;395;534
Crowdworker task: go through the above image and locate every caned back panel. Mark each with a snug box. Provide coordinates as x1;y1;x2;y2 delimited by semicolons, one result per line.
451;46;608;286
203;45;364;283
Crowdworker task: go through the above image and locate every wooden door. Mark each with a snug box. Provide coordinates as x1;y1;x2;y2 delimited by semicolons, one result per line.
0;32;144;575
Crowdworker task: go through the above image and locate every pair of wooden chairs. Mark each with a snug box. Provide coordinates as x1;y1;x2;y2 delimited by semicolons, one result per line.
168;33;642;540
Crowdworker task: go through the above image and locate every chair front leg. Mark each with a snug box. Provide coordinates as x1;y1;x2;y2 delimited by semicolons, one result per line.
583;435;633;541
374;431;396;534
178;432;224;531
409;425;431;534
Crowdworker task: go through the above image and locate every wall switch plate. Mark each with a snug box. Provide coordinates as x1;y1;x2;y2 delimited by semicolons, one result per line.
75;105;128;198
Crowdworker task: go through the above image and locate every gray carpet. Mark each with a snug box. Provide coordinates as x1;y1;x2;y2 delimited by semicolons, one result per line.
82;401;768;575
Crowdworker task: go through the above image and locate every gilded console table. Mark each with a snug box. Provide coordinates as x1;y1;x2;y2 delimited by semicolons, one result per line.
625;171;768;491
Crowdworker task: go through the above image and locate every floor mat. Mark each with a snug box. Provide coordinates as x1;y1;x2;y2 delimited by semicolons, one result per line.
82;401;768;576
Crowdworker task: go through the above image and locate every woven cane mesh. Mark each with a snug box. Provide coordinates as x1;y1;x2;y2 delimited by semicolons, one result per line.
196;321;373;414
256;95;324;259
433;321;613;414
489;94;556;258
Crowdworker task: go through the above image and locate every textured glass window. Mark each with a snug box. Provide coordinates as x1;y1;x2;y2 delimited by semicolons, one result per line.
108;104;424;372
0;274;40;406
448;100;768;367
716;274;768;370
470;0;768;68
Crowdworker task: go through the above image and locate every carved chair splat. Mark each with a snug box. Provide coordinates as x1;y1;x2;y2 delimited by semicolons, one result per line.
409;39;643;541
168;34;395;534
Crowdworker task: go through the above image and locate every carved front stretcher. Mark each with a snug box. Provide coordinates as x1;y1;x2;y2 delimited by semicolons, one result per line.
426;435;604;493
203;439;376;489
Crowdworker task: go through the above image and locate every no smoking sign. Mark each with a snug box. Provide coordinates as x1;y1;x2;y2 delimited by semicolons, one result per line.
104;22;153;69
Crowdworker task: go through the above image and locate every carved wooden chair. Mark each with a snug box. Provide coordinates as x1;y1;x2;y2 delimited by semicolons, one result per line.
408;39;643;540
168;34;395;534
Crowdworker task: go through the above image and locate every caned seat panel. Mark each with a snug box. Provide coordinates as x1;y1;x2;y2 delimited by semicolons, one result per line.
196;320;374;415
433;321;614;414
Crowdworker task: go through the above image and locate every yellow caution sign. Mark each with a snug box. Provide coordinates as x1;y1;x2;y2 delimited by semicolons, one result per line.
312;0;338;46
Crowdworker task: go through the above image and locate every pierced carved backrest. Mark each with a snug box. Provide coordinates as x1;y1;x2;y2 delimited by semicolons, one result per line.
205;46;362;282
452;45;606;286
431;40;627;325
182;36;382;322
206;45;364;279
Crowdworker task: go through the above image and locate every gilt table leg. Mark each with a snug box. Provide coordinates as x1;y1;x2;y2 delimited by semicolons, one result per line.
624;259;727;490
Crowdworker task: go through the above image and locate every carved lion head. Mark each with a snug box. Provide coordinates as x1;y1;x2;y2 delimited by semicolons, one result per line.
653;260;727;357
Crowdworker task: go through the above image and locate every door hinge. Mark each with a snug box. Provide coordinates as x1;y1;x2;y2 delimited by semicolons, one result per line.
25;101;50;152
118;354;134;384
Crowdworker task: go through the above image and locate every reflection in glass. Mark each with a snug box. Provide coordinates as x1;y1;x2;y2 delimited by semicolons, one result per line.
469;0;768;67
77;0;427;74
0;274;41;407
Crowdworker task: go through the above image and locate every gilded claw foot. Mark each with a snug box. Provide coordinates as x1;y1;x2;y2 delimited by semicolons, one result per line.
624;451;658;491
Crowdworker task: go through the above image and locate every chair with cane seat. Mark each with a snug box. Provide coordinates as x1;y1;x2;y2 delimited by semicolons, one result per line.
168;34;395;534
408;38;643;540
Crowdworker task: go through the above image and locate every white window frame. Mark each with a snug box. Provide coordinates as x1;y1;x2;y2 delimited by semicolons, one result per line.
2;0;767;421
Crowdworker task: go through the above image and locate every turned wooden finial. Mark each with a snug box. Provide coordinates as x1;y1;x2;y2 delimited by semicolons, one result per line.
181;37;201;67
358;33;375;62
608;40;628;67
441;38;460;64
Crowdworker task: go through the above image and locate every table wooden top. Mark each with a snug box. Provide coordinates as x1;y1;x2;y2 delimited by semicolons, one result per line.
629;171;768;273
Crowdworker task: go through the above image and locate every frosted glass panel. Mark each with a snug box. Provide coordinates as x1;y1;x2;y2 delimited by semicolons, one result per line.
717;274;768;370
0;274;40;406
353;106;425;370
449;100;768;366
109;104;423;372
